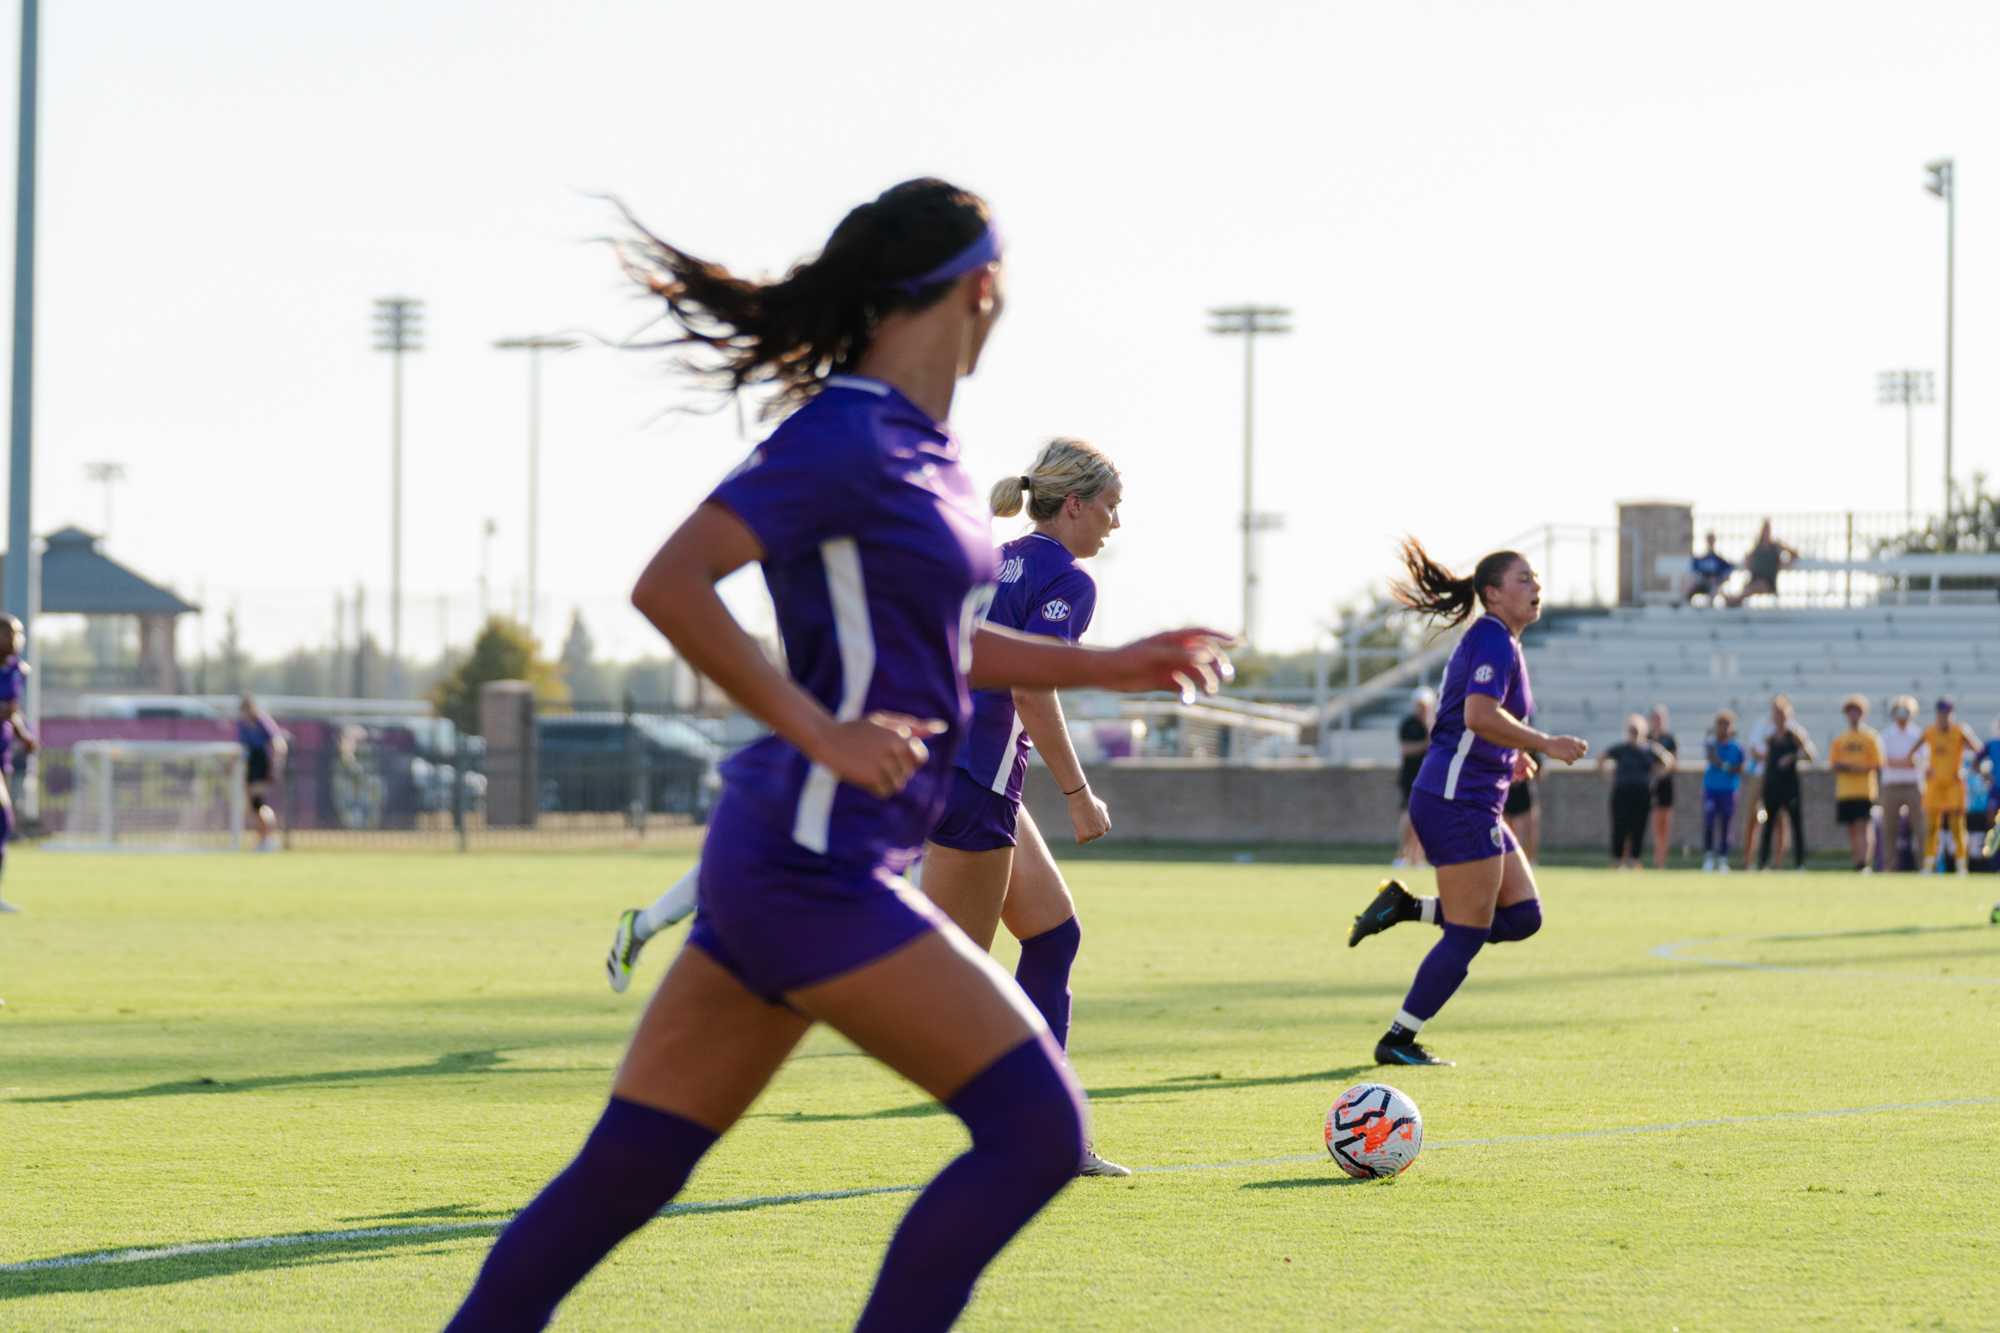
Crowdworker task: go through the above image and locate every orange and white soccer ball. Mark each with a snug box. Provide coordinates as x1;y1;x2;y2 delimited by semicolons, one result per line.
1325;1083;1423;1179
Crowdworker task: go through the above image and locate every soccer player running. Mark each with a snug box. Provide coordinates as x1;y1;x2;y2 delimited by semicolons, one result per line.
1700;711;1745;872
0;616;33;914
446;179;1230;1332
1345;543;1588;1067
1918;697;1981;875
1829;694;1883;872
917;438;1127;1176
237;694;286;852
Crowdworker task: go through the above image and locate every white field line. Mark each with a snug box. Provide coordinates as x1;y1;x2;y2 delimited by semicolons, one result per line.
6;1095;1996;1276
1651;925;2000;985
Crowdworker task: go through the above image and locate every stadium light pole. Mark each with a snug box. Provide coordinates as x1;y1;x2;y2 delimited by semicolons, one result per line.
1876;370;1935;531
1207;304;1292;646
5;0;38;630
373;297;424;681
1924;158;1954;520
493;334;580;641
83;460;126;539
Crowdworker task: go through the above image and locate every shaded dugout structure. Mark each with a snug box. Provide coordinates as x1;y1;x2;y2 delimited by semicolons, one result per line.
0;526;199;691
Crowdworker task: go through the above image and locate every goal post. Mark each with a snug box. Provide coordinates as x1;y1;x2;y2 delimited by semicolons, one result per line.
49;740;248;852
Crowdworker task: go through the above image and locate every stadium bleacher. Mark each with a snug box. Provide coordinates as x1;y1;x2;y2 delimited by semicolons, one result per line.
1524;603;2000;745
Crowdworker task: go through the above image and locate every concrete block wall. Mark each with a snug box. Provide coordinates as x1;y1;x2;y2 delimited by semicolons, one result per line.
1023;761;1860;860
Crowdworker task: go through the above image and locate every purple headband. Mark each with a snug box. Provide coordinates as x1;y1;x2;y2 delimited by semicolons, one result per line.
893;224;1002;294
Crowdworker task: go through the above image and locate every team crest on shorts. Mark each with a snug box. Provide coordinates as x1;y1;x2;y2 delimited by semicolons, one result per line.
1041;598;1072;622
1473;664;1495;684
1489;824;1504;848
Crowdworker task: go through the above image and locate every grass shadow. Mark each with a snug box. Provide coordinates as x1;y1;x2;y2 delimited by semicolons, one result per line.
1240;1174;1381;1191
0;1185;914;1298
759;1064;1377;1125
10;1050;552;1104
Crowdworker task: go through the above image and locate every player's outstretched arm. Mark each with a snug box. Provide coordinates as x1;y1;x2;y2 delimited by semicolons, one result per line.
632;504;940;799
970;624;1233;702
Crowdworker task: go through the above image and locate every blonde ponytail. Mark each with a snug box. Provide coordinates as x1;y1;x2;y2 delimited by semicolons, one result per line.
989;472;1032;518
992;437;1119;521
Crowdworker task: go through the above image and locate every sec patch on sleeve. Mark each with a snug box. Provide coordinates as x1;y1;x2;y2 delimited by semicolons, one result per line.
1040;598;1072;622
1473;664;1495;684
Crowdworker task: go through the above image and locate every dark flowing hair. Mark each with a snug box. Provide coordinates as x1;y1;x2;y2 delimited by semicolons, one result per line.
614;178;991;417
1392;538;1524;628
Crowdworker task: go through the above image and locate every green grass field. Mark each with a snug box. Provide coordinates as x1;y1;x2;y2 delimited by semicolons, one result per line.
3;849;1997;1330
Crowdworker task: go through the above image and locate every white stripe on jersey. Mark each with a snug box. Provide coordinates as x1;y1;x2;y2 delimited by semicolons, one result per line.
990;711;1026;795
1442;724;1477;800
793;538;875;854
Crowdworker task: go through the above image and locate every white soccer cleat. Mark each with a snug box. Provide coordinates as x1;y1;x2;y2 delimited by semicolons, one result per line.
1078;1143;1132;1178
0;897;21;914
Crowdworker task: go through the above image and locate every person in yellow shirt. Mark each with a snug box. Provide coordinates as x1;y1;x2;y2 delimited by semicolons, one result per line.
1828;695;1884;872
1920;697;1982;875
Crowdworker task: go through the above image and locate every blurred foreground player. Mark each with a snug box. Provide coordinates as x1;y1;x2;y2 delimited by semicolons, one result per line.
1346;542;1587;1067
448;179;1230;1332
0;616;32;915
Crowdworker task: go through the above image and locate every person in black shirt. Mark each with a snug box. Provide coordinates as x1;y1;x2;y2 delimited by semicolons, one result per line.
1727;519;1798;606
1757;696;1815;869
1647;705;1679;869
1392;688;1435;866
1600;715;1673;868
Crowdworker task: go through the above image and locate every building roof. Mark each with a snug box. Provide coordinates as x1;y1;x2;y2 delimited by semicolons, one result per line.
0;527;200;616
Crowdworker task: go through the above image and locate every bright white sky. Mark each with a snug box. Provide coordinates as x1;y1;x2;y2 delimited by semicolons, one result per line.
5;0;1995;662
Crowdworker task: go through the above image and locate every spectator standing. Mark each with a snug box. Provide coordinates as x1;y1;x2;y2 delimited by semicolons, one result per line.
1879;696;1926;867
1392;688;1435;867
1828;695;1884;872
1919;697;1982;876
1701;711;1746;872
1757;696;1815;870
1601;714;1672;870
1686;531;1734;605
1646;705;1679;869
1740;705;1782;870
1727;519;1799;606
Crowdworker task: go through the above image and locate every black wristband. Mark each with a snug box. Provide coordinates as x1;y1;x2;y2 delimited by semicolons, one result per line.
1063;781;1089;797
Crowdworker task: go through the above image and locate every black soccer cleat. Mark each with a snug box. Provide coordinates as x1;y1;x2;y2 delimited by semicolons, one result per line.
1375;1037;1454;1067
1349;878;1420;947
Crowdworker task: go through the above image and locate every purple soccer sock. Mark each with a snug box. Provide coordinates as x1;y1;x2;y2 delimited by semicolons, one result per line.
446;1096;717;1332
1485;899;1543;944
855;1035;1085;1332
1393;921;1490;1028
1013;916;1081;1050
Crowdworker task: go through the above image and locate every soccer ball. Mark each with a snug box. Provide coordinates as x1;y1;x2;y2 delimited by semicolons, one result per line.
1325;1083;1423;1179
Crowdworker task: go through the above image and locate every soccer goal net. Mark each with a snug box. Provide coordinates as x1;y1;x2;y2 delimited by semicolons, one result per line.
49;740;247;852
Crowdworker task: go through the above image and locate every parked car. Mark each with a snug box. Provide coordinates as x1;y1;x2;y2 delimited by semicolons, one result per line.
536;713;720;821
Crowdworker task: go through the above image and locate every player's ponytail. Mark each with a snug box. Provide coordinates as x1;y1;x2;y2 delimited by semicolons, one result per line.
1393;539;1522;628
614;178;993;418
992;437;1119;520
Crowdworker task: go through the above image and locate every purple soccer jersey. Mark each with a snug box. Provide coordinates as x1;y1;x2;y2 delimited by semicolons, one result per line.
1412;614;1533;812
0;657;22;772
705;375;998;870
955;532;1096;802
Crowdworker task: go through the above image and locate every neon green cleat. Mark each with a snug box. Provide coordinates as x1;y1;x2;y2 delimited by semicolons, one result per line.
605;908;645;994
